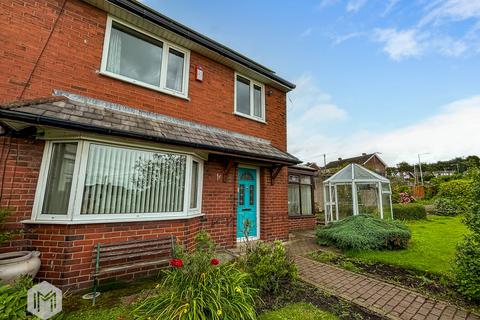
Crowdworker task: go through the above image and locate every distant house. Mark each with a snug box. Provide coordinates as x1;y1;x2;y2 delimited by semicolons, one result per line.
324;153;387;176
307;153;388;216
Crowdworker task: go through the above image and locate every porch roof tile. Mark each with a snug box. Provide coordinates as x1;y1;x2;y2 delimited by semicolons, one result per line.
0;94;300;165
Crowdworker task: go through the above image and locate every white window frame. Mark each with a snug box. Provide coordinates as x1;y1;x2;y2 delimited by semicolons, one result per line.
234;72;266;122
100;16;190;100
31;139;204;223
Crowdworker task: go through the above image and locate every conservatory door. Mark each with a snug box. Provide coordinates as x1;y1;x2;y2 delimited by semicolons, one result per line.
237;167;258;240
356;183;380;217
336;184;354;220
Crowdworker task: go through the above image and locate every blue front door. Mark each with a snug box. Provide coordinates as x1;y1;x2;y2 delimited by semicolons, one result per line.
237;168;258;239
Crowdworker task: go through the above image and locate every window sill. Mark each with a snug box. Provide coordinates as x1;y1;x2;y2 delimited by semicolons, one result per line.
233;112;267;124
99;70;190;101
288;214;315;219
22;213;205;225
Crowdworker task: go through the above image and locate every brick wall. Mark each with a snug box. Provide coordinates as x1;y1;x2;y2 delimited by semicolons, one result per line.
23;219;201;291
0;138;290;290
288;215;317;232
0;0;292;290
0;0;287;151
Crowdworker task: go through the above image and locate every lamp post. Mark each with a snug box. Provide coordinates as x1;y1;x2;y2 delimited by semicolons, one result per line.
417;153;430;186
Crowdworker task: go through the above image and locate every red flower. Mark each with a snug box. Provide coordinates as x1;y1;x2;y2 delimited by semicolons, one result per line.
170;258;183;268
210;258;220;266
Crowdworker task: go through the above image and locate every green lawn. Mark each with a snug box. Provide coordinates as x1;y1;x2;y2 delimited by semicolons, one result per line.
344;215;468;275
259;303;339;320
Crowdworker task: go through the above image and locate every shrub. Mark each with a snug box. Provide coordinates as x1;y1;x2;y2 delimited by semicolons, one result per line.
392;204;427;220
454;170;480;301
0;275;33;320
132;232;257;320
239;241;297;294
391;184;411;204
316;215;411;251
433;198;458;216
398;192;415;204
436;179;474;214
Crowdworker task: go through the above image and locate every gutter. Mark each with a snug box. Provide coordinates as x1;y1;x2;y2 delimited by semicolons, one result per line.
106;0;296;90
0;109;301;165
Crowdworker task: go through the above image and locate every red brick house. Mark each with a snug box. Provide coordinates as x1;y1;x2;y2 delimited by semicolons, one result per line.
0;0;300;291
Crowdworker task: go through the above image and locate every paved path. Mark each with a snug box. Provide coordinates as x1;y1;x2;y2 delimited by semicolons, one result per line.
287;239;479;320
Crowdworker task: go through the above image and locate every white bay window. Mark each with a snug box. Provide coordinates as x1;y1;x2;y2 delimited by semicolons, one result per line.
101;16;190;99
34;140;203;222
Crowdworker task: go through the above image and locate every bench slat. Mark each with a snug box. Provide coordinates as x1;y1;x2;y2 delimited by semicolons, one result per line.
99;248;172;263
98;236;173;249
93;258;170;276
95;242;173;258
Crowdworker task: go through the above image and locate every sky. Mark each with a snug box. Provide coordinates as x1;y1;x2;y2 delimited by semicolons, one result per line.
144;0;480;167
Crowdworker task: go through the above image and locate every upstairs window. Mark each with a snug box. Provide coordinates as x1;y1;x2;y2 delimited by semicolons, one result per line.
101;17;189;98
234;74;265;121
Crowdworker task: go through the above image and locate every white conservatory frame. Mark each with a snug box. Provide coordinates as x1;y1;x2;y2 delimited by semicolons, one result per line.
323;163;393;223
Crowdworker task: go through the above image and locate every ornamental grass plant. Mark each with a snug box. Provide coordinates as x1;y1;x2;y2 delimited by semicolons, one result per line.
132;231;257;320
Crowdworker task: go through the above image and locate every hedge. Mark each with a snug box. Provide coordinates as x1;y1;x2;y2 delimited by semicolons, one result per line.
392;204;427;220
316;215;411;251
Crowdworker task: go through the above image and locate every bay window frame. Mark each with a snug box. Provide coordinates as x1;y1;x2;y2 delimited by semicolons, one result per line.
32;139;204;223
234;72;266;122
100;16;190;100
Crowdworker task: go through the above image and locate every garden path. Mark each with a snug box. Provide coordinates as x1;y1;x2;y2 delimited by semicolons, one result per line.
287;237;479;320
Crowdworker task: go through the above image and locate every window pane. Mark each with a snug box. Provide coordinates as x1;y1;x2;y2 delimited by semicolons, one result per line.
288;175;300;183
81;144;186;214
107;24;163;86
236;76;250;115
253;85;262;118
190;161;199;209
166;48;185;92
288;184;300;215
300;175;311;185
300;185;313;215
42;143;77;215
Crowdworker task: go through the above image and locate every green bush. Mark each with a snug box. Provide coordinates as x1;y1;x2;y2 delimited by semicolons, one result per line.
316;215;411;251
133;232;257;320
454;170;480;301
239;241;297;294
434;198;458;216
0;276;33;320
391;184;411;204
392;204;427;220
436;179;474;214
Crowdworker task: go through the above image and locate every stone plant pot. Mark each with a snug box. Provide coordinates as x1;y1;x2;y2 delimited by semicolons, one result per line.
0;251;41;283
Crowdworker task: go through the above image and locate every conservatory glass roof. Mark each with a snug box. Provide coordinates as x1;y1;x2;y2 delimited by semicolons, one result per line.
324;163;389;183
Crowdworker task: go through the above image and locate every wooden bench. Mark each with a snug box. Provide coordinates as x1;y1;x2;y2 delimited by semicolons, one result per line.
91;236;175;305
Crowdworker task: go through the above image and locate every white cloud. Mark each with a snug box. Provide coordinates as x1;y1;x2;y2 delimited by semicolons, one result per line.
419;0;480;27
287;74;348;161
332;32;365;45
368;1;480;60
288;95;480;166
300;27;313;38
382;0;400;16
316;0;338;10
373;28;423;60
346;0;368;13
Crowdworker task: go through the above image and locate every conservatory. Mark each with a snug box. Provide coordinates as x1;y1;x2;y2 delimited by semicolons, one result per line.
323;163;393;223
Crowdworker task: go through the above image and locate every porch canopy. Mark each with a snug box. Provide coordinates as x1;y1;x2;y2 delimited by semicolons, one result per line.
323;163;393;223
